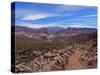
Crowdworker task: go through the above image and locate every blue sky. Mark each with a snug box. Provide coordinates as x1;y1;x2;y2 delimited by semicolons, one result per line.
13;2;97;28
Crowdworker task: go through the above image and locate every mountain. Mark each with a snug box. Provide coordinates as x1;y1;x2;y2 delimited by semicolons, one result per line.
14;26;64;34
12;26;97;40
14;26;96;33
56;27;97;37
59;27;97;33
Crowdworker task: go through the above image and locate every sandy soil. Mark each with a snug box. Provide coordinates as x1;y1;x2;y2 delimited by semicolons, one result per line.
67;49;87;70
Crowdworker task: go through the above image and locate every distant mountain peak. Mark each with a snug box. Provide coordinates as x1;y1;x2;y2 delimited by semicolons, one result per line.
14;25;97;35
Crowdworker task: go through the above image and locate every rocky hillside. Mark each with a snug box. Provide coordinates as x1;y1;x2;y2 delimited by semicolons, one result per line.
14;32;97;73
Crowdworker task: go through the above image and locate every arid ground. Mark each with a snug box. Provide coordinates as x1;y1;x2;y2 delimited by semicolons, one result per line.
12;26;97;73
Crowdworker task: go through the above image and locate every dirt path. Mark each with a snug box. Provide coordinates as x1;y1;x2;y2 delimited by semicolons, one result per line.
67;49;86;70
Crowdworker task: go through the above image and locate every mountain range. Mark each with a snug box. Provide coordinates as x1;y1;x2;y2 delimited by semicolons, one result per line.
12;26;97;40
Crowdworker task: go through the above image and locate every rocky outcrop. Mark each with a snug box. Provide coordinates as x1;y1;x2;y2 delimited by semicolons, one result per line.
15;45;75;72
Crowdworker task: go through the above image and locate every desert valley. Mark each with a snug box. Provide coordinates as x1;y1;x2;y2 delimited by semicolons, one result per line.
11;26;97;73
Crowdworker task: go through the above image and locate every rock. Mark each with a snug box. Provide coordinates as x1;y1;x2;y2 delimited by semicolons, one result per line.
44;52;54;57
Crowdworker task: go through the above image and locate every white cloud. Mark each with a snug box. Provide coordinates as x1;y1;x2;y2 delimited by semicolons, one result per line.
66;24;96;28
81;14;97;18
15;21;66;28
66;23;97;28
16;4;90;21
55;5;87;13
19;4;86;21
15;9;57;20
21;13;54;20
21;12;75;21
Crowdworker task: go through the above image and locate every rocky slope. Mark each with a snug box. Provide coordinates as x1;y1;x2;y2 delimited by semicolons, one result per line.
14;32;97;73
